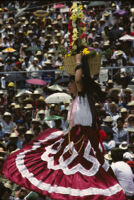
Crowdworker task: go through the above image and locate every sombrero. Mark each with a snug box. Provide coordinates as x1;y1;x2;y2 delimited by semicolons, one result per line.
33;10;48;18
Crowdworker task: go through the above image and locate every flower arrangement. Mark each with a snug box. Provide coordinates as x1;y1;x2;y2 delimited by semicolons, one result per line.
61;3;102;75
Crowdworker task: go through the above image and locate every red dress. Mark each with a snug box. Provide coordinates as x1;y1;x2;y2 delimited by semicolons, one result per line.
3;96;126;200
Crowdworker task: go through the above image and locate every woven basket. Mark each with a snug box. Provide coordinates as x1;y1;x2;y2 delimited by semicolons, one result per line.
64;54;101;75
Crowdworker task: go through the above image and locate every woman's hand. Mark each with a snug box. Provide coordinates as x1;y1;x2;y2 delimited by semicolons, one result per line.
76;53;82;65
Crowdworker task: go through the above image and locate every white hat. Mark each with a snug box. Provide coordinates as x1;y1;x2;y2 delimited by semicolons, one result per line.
123;152;134;161
14;105;21;109
24;104;33;109
38;110;45;115
104;151;112;160
33;90;40;95
119;141;128;150
3;112;11;116
10;132;18;138
103;116;113;123
120;108;128;113
33;57;38;61
25;130;33;135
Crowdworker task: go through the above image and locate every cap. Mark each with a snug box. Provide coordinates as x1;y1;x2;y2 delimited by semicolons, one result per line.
8;82;14;87
14;105;21;109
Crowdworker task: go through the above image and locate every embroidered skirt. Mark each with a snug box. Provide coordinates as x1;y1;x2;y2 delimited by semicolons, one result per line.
3;126;126;200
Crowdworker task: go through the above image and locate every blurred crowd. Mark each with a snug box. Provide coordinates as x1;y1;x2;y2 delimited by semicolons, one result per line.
0;0;134;200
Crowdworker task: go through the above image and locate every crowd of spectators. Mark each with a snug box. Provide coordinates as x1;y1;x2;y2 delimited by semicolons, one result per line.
0;1;134;200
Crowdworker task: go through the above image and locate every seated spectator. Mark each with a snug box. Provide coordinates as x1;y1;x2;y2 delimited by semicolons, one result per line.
113;117;128;146
103;130;116;153
0;112;16;135
111;148;134;198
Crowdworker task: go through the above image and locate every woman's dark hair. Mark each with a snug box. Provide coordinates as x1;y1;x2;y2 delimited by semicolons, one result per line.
111;148;124;162
76;55;106;127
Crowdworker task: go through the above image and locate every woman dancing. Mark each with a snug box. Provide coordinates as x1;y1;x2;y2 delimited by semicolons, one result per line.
3;55;126;200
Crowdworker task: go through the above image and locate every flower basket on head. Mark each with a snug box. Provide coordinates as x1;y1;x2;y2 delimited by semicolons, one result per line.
61;3;102;75
64;54;101;75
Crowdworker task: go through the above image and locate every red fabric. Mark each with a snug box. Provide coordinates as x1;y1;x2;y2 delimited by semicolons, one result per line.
3;127;126;200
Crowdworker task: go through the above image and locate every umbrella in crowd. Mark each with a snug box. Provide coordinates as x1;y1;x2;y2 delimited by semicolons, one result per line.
113;10;127;16
26;46;41;52
16;89;32;97
44;115;63;121
48;84;64;92
88;1;106;7
53;4;65;9
45;92;72;103
119;34;134;41
26;79;47;86
2;47;16;53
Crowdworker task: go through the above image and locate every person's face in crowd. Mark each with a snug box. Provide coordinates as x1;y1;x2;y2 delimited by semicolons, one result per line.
120;112;128;119
4;116;11;123
68;79;77;96
19;188;28;199
105;122;113;128
4;134;10;142
117;120;124;129
129;107;134;114
39;113;45;120
109;104;117;114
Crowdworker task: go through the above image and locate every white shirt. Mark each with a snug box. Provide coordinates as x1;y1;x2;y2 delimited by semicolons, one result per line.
68;95;92;128
111;161;134;196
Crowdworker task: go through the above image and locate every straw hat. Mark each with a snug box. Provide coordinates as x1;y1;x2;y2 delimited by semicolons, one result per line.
36;51;42;56
119;141;128;150
104;11;110;17
116;50;123;56
14;104;21;109
33;10;48;17
4;182;12;190
103;116;113;123
3;112;11;116
104;40;110;46
10;132;18;138
130;8;134;14
126;127;134;132
123;88;132;94
104;151;112;160
32;118;40;123
128;101;134;107
38;110;45;115
0;147;7;155
107;79;113;84
48;49;55;54
120;108;128;113
109;88;120;93
44;59;51;65
33;90;40;95
25;130;33;135
24;104;33;109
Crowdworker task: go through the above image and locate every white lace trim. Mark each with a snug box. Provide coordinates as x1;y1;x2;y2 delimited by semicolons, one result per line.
15;130;123;196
